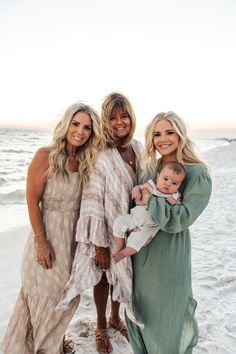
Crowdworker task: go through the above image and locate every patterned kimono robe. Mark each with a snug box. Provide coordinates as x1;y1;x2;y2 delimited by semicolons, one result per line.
58;139;142;325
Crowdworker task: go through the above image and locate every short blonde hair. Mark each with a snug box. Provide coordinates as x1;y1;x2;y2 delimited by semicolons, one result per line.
101;92;136;147
47;102;103;188
142;111;208;176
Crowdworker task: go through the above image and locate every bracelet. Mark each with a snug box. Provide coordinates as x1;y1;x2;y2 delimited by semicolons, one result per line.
34;229;45;237
95;246;108;253
36;241;49;250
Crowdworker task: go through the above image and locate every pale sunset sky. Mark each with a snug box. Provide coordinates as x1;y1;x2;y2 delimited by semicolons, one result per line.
0;0;236;133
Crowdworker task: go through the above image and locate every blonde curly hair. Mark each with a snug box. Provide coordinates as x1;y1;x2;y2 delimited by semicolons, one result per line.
46;101;103;188
101;92;136;148
142;111;208;177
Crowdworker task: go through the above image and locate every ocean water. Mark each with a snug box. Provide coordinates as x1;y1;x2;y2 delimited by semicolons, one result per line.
0;129;52;232
0;128;231;233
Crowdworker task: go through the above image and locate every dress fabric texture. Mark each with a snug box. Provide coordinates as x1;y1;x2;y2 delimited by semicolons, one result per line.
0;171;81;354
58;139;143;325
126;162;212;354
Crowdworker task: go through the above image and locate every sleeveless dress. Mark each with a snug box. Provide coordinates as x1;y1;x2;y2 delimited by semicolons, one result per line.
0;170;81;354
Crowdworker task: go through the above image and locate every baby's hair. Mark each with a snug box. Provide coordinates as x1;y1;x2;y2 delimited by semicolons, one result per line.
162;161;186;179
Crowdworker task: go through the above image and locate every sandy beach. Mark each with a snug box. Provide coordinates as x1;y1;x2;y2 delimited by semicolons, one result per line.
0;142;236;354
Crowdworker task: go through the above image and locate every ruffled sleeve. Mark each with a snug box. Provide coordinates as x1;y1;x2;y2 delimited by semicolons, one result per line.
75;155;110;247
147;164;212;234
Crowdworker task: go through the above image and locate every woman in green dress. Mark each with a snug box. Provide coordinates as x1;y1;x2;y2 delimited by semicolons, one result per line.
126;111;212;354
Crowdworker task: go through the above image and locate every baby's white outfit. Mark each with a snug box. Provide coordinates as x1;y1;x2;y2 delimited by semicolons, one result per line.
113;180;180;251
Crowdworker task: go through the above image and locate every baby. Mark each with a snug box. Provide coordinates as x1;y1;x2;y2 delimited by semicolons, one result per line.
112;161;186;263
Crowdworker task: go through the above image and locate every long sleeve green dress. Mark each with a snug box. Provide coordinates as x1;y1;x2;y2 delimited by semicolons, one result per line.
126;162;212;354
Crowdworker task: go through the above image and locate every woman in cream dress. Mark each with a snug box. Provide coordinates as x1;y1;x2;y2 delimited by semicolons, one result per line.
0;102;102;354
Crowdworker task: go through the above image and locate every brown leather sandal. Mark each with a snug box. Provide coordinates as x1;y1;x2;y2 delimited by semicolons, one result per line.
95;328;113;353
109;319;129;341
63;335;76;354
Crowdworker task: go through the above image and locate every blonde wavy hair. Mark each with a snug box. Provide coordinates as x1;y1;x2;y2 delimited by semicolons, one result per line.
101;92;136;148
46;101;103;188
142;111;208;177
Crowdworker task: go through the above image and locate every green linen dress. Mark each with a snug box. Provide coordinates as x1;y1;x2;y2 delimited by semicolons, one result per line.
126;163;212;354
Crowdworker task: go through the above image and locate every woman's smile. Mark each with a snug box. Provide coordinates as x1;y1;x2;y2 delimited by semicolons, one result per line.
153;119;179;158
110;109;131;138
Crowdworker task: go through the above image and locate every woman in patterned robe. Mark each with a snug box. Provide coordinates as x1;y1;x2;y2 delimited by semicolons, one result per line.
0;102;102;354
59;92;142;353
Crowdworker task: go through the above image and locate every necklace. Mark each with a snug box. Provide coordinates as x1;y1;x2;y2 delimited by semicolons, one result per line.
117;145;136;167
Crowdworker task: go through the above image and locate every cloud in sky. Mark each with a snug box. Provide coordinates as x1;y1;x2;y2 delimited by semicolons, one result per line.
0;0;236;130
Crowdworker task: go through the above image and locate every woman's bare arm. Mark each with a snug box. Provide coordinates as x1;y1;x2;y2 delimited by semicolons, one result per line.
26;148;55;269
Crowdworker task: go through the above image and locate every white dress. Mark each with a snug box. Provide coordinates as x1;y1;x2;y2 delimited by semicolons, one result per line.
1;171;81;354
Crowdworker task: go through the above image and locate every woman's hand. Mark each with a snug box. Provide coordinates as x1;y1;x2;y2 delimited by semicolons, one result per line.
132;185;142;201
136;189;150;205
166;197;182;205
36;240;56;269
95;246;110;270
140;182;153;194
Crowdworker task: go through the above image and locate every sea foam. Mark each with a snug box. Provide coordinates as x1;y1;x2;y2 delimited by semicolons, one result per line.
0;189;26;204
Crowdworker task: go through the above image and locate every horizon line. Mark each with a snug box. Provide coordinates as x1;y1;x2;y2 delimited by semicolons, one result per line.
1;123;236;131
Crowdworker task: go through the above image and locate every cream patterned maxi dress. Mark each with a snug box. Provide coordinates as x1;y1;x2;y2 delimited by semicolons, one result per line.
0;170;81;354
